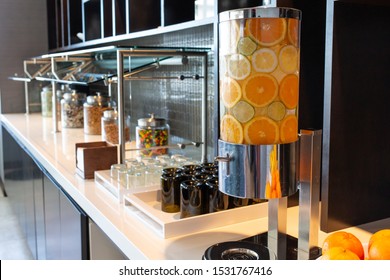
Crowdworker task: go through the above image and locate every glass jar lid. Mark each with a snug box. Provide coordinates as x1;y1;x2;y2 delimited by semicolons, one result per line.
103;109;118;119
138;113;166;127
63;90;86;101
42;86;52;92
86;92;110;106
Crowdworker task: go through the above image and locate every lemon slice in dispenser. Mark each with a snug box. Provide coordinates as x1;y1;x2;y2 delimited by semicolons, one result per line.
227;54;251;80
232;100;255;123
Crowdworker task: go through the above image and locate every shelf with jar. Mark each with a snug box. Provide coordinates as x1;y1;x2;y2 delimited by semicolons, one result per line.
9;45;211;165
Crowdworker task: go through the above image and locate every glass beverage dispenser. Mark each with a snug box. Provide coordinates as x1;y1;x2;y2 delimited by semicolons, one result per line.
218;6;301;199
212;6;321;260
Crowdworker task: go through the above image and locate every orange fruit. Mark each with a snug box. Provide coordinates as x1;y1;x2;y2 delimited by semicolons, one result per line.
220;115;244;144
280;115;298;143
321;247;360;260
221;77;242;108
244;116;279;145
246;18;286;47
368;236;390;260
368;229;390;250
279;45;299;74
287;18;299;47
322;231;365;260
279;74;299;109
368;229;390;260
243;73;278;107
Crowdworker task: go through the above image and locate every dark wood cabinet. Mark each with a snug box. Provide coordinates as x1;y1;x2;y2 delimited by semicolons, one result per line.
2;126;89;260
321;0;390;232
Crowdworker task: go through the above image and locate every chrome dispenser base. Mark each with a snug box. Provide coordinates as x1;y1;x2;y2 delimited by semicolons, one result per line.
216;140;299;199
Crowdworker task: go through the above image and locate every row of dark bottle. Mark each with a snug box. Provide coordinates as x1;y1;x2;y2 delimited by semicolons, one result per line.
160;162;265;219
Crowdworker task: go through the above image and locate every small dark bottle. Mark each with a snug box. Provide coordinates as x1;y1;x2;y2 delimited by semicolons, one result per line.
206;178;229;213
180;180;203;218
161;171;181;213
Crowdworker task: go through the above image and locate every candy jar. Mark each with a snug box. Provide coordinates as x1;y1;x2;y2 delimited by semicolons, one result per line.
136;113;170;156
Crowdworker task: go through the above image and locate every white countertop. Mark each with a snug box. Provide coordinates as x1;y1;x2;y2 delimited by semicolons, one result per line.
1;113;389;260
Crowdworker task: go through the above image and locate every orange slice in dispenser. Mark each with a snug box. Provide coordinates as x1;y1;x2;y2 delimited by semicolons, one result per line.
279;74;299;109
221;77;242;108
244;116;279;145
280;115;298;143
227;54;251;80
245;18;286;47
279;45;299;74
220;115;244;144
251;48;278;73
287;18;299;47
243;73;278;107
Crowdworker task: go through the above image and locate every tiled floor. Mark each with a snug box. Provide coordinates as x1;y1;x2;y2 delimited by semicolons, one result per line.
0;191;33;260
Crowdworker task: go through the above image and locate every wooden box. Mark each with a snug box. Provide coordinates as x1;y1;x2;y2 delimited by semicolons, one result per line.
75;141;117;179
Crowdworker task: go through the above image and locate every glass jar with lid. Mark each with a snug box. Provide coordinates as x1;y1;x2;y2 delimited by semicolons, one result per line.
136;113;170;156
101;109;130;144
61;90;86;128
40;86;52;118
83;93;111;135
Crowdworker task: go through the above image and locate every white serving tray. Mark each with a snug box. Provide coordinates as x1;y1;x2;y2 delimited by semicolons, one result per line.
123;190;268;239
94;169;159;203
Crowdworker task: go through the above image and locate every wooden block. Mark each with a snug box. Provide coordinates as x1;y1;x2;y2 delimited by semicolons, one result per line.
75;141;118;179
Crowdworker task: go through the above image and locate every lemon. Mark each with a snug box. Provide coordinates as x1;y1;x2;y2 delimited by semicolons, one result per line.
221;77;242;108
279;45;299;74
252;48;278;73
237;37;257;56
227;54;251;80
267;101;286;121
232;100;255;123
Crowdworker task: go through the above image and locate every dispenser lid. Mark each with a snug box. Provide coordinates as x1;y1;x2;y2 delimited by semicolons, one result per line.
219;6;302;22
138;113;166;127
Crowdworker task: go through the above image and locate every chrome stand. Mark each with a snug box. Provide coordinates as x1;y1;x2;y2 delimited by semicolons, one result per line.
216;129;322;260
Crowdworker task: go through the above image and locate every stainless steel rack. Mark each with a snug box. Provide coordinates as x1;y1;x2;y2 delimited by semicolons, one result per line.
10;46;210;164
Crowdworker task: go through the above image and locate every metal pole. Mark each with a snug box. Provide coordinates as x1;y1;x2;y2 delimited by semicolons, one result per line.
117;50;125;164
51;81;58;132
201;53;208;163
267;197;287;260
298;129;322;259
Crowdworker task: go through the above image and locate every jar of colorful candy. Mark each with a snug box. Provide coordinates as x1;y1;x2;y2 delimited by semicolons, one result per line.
136;113;169;156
